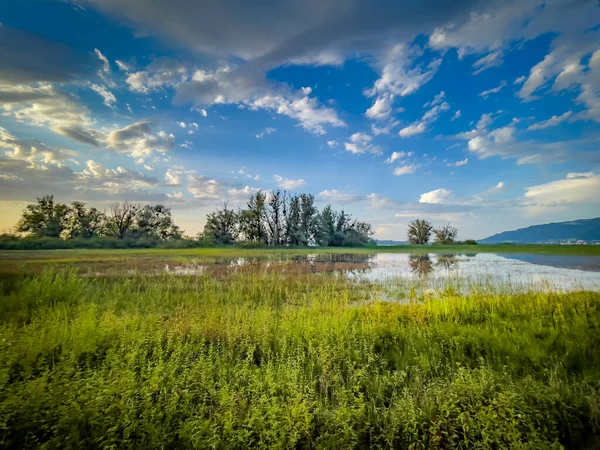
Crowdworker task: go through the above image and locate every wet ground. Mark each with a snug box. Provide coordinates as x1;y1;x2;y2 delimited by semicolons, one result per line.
1;251;599;292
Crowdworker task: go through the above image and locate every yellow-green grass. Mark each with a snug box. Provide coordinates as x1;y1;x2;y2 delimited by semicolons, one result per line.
1;268;599;448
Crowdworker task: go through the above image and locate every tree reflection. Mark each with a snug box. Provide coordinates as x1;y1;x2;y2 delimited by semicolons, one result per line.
435;254;459;271
408;254;433;276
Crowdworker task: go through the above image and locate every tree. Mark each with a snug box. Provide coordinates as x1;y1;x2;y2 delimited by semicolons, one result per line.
104;202;140;239
407;219;433;245
239;191;268;244
299;194;317;245
203;204;239;244
433;223;458;245
63;201;105;239
284;195;302;246
135;205;181;240
16;195;69;238
265;190;285;246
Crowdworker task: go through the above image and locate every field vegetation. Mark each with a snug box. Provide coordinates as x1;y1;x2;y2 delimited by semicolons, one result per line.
1;260;600;448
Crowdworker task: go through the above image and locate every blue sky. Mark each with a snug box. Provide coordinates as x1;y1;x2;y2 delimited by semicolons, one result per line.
0;0;599;239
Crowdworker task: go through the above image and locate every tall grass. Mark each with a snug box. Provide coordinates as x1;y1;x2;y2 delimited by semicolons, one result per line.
0;269;599;448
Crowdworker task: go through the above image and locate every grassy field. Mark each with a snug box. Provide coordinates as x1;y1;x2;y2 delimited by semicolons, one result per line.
1;249;600;448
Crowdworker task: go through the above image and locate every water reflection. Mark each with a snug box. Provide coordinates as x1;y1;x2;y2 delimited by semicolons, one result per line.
435;254;459;272
408;254;433;277
43;250;600;292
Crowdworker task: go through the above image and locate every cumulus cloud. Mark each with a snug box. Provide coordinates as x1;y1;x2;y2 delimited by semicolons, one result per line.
0;127;76;167
327;140;338;148
175;67;345;135
273;174;305;189
451;110;461;121
78;160;158;193
419;188;451;204
385;151;411;164
344;132;381;155
398;122;427;137
0;83;94;131
106;121;175;160
125;59;188;93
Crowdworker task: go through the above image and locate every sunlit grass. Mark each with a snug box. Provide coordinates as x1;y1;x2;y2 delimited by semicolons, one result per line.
1;265;599;448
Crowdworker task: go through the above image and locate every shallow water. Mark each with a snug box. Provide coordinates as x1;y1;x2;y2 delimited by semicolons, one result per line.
159;252;600;292
352;253;600;291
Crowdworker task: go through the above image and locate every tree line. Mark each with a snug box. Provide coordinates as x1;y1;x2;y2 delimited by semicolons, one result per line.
406;219;476;245
200;190;374;247
2;192;375;248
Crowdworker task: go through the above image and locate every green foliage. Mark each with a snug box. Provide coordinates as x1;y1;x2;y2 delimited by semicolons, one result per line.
408;219;434;245
433;223;458;245
0;267;599;448
16;195;69;238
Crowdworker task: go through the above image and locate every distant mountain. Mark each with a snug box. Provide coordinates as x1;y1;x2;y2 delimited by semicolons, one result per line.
377;239;408;246
479;218;600;244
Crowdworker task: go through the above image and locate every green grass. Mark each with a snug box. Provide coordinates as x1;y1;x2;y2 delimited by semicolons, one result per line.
1;264;600;448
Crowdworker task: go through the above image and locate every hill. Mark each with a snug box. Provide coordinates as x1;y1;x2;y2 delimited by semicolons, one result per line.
376;239;408;246
480;218;600;244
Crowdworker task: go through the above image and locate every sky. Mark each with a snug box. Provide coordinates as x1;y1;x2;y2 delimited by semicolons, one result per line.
0;0;599;240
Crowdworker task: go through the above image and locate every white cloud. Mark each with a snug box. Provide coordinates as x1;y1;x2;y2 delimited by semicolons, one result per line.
423;91;446;108
106;121;175;160
165;168;184;186
177;122;187;128
78;160;158;193
447;157;468;167
126;59;188;93
526;111;572;131
479;80;507;98
187;174;224;199
318;189;361;204
472;50;504;75
451;110;461;121
0;126;76;167
476;113;495;129
513;75;526;85
0;83;94;132
273;174;305;190
365;95;393;120
399;94;449;137
256;127;276;139
327;140;338;148
370;121;400;136
524;173;600;206
89;83;116;108
398;122;426;137
365;44;441;120
177;66;345;135
385;151;408;164
344;132;381;155
393;164;419;176
419;188;451;204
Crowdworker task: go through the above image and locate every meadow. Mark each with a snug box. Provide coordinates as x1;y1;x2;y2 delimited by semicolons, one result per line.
1;248;600;448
